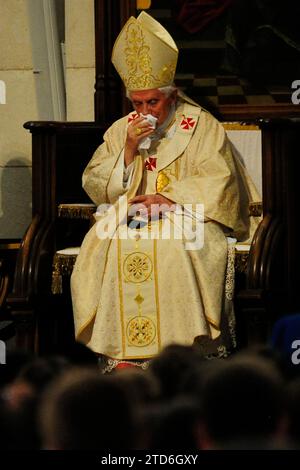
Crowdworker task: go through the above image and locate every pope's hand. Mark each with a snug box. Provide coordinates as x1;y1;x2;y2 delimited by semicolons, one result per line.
124;116;155;167
128;194;176;217
126;116;154;151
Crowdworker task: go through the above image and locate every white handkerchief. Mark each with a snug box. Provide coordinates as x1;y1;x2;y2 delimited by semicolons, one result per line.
138;114;158;150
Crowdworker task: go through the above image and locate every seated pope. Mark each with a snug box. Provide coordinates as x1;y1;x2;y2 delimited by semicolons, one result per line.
71;12;259;370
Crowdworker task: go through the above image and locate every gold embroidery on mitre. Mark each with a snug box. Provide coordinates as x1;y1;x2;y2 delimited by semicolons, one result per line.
126;316;156;347
121;22;176;90
156;171;170;192
124;22;152;89
157;62;177;87
123;252;153;283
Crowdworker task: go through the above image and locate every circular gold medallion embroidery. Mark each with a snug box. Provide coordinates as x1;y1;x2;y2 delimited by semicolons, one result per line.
123;252;152;283
127;316;156;347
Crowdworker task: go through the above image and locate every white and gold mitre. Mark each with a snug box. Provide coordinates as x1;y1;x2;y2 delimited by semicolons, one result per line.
111;11;178;91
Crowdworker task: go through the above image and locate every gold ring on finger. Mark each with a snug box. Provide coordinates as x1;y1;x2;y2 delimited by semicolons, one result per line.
135;127;142;136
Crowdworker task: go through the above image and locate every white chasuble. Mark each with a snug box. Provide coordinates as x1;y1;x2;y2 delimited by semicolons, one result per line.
71;100;258;359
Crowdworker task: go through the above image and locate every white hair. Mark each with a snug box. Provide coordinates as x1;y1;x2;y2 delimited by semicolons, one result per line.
126;84;177;100
158;85;177;97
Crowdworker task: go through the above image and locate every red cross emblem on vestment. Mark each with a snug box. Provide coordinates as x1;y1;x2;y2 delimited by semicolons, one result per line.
145;157;157;171
128;112;139;123
180;117;196;130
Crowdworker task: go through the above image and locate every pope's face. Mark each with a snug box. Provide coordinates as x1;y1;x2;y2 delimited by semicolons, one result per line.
130;89;177;127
